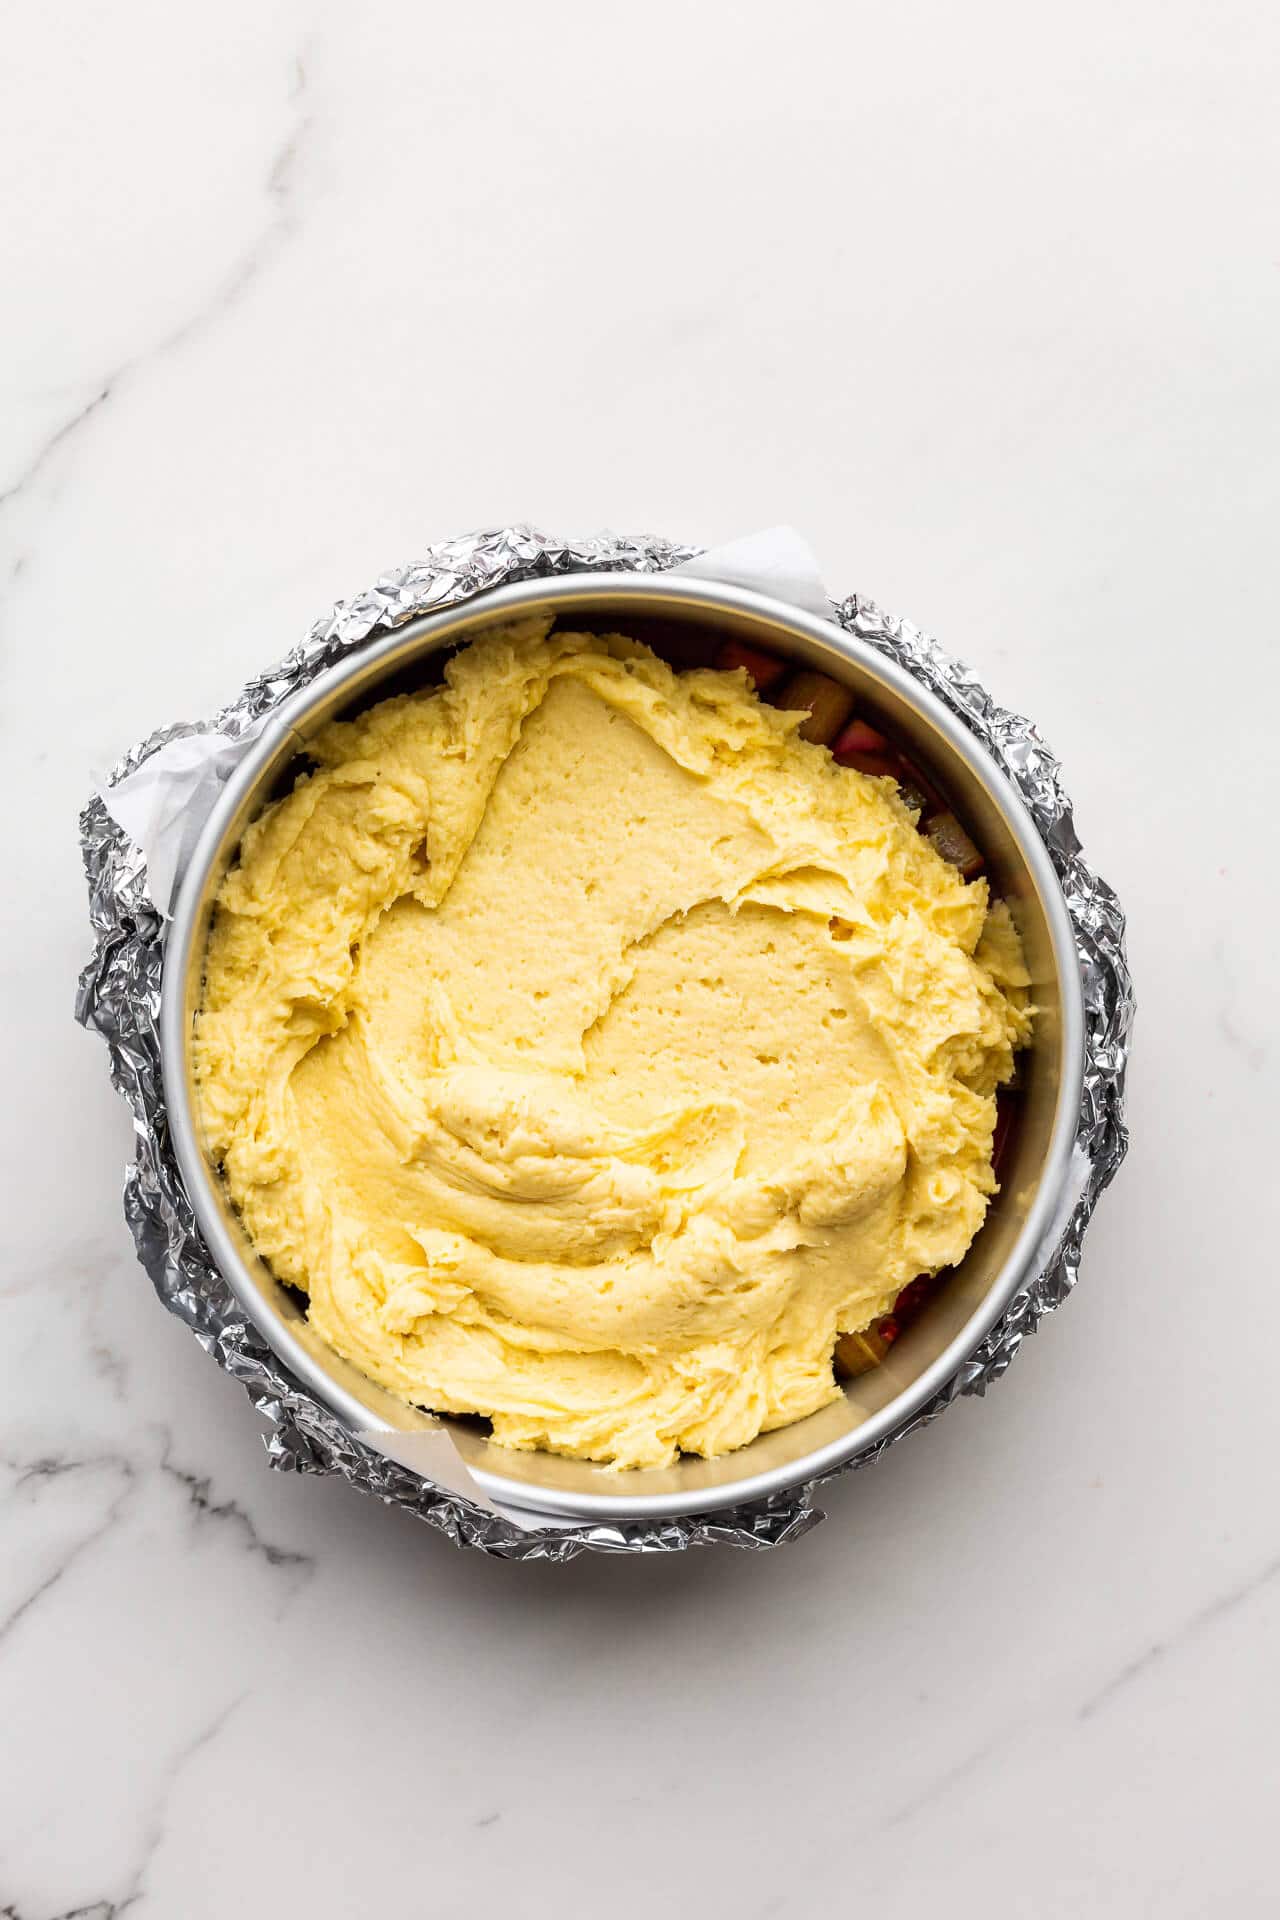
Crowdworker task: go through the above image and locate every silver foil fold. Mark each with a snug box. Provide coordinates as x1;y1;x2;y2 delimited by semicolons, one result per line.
76;526;1133;1560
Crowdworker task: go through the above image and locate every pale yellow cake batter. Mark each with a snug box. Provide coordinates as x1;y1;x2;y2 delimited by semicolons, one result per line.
195;619;1031;1468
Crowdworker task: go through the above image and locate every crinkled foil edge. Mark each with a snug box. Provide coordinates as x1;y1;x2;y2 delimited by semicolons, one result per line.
75;525;1133;1561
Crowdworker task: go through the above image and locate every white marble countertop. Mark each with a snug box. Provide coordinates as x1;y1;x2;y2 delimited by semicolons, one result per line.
5;4;1277;1914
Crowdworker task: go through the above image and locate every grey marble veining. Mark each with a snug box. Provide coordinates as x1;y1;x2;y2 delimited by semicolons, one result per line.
1;43;315;541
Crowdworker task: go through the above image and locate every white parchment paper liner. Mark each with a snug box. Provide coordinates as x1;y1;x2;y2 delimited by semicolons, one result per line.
77;526;1133;1559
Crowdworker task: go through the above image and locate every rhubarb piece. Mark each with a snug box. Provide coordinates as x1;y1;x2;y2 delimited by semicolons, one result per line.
925;810;985;879
714;640;788;691
992;1091;1017;1177
891;1274;937;1322
834;1273;948;1378
833;1325;896;1379
894;766;931;815
840;748;902;780
835;720;944;815
895;756;942;816
775;670;857;745
833;717;899;779
833;717;889;761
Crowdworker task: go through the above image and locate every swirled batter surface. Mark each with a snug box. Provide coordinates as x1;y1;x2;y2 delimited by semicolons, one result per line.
196;620;1031;1467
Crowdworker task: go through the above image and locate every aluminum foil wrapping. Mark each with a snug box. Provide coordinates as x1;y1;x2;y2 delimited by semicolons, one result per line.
76;526;1133;1561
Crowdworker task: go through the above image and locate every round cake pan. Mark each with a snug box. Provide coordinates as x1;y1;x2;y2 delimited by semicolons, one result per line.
161;575;1085;1521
